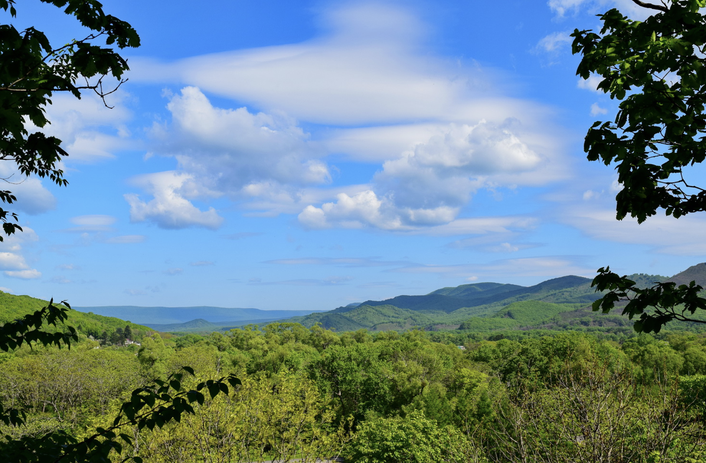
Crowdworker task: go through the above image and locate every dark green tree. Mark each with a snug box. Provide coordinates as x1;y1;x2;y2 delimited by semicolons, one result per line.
0;0;140;238
572;0;706;333
123;324;133;341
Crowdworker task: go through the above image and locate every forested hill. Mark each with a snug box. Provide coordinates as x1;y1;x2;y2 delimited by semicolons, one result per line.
351;275;597;314
0;291;151;340
284;270;685;332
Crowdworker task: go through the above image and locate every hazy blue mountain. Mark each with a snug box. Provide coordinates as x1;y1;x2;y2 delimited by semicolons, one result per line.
74;306;320;325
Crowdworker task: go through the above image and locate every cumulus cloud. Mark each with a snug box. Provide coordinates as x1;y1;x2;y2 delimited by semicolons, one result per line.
163;87;328;187
0;227;41;279
300;121;547;230
129;3;567;232
0;252;30;270
126;87;332;227
33;92;134;163
125;171;224;230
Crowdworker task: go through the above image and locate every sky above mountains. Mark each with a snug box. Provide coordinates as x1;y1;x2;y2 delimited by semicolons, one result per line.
1;0;704;311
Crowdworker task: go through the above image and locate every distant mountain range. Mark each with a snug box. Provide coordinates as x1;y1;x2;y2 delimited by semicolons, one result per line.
73;306;320;328
282;265;706;332
73;263;706;333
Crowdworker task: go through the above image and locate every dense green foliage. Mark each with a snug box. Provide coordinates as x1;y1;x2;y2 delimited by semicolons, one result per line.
3;315;706;462
0;290;153;345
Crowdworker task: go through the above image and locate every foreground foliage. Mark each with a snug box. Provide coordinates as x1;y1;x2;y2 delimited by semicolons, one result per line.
2;318;706;462
573;0;706;332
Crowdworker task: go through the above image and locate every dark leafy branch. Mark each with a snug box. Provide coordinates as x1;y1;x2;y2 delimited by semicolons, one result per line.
0;0;140;241
592;267;706;333
572;0;706;332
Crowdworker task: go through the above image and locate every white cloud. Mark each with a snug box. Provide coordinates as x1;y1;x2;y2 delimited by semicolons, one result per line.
548;0;591;17
563;208;706;255
56;264;79;270
590;103;608;116
548;0;653;18
578;75;604;93
422;216;538;236
495;243;520;252
163;87;328;187
5;92;132;217
125;171;224;230
0;165;56;215
127;87;333;226
5;269;41;279
536;32;573;53
300;121;553;230
300;190;403;230
131;4;569;231
0;227;40;278
0;252;30;270
132;4;463;126
35;92;134;163
396;257;594;279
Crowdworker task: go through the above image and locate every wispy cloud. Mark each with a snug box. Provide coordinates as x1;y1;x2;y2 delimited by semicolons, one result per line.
248;276;353;286
266;257;414;268
127;3;568;231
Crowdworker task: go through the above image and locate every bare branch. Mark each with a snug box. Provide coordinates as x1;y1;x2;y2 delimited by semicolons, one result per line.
631;0;669;12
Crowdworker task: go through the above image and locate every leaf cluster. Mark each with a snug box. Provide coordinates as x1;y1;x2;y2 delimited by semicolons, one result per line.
0;0;139;240
592;266;706;333
573;0;706;222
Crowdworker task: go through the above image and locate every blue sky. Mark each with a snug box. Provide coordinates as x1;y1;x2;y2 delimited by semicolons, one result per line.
2;0;705;311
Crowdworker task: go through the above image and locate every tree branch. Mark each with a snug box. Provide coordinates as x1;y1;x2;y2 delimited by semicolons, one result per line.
631;0;669;12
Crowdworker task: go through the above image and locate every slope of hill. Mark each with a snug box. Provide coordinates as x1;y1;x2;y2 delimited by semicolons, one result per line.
285;270;692;333
289;304;436;331
289;275;600;331
667;263;706;287
0;292;151;338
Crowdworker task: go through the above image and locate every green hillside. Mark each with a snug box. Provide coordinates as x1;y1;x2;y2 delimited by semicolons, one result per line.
290;304;437;331
285;271;680;333
0;291;152;340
